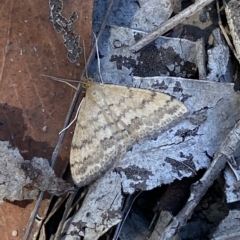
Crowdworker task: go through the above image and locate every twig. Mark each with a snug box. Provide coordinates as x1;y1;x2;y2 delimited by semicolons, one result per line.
157;119;240;240
23;0;115;239
129;0;214;52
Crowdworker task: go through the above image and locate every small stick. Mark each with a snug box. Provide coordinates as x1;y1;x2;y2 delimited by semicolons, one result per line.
23;0;115;239
129;0;214;53
157;119;240;240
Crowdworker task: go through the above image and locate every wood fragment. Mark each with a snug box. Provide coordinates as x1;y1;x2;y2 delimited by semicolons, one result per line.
196;38;207;80
129;0;214;52
149;211;179;240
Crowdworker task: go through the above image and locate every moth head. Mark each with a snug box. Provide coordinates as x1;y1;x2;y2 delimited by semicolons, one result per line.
82;78;94;89
82;79;106;104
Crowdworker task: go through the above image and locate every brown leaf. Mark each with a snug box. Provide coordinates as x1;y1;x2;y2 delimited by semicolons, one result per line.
0;0;93;238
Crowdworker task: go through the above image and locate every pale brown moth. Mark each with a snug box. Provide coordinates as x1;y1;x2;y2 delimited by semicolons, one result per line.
70;82;188;187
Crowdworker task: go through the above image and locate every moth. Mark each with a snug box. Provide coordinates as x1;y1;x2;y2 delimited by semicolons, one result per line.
70;82;188;186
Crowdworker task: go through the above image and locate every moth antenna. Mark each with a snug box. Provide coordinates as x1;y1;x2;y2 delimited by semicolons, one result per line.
82;40;89;79
93;31;104;84
58;29;105;134
59;99;84;135
58;38;95;135
41;74;78;90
